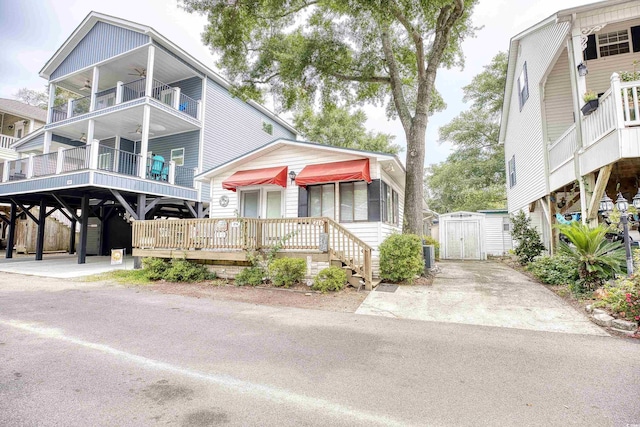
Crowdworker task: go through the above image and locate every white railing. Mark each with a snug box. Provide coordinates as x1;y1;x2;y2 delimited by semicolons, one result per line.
548;124;578;172
621;80;640;126
0;134;17;149
583;88;616;147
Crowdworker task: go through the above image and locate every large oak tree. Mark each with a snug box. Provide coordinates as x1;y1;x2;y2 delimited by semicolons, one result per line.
182;0;477;234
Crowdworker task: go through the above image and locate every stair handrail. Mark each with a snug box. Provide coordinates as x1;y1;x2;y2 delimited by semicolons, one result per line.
323;217;373;289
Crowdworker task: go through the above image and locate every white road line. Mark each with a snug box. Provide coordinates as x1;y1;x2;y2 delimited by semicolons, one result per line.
1;319;413;427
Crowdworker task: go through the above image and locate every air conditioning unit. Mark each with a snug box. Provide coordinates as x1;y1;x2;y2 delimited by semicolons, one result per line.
423;244;435;272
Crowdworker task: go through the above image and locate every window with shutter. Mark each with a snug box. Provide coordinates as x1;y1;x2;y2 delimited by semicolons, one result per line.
339;181;368;222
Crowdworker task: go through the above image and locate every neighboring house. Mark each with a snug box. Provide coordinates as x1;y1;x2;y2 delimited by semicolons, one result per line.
184;139;405;280
0;11;296;263
500;0;640;251
0;98;46;161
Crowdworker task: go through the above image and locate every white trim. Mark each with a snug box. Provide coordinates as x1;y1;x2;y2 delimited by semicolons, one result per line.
170;147;185;166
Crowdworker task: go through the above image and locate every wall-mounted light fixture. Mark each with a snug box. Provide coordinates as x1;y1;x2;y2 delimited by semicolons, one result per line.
22;120;28;126
289;170;297;184
577;62;588;77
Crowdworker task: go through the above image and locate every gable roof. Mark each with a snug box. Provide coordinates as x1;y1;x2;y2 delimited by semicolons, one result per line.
39;11;297;136
195;138;405;181
0;99;47;122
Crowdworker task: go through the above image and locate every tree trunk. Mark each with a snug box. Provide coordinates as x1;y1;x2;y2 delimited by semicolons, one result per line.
403;114;427;235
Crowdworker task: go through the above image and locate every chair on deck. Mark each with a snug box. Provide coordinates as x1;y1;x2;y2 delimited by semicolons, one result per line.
161;165;169;182
150;155;164;180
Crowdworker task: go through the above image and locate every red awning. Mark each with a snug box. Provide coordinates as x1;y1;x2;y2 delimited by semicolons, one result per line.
295;159;371;188
222;166;288;192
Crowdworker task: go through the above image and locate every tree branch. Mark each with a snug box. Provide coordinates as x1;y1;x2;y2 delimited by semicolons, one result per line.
255;0;319;20
380;25;412;134
388;0;425;79
327;71;391;84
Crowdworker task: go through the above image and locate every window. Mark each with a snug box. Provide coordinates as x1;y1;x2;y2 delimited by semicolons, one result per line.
381;181;399;225
503;222;511;232
517;62;529;111
262;120;273;135
340;182;368;222
309;184;334;218
508;155;516;188
598;30;630;57
170;148;184;166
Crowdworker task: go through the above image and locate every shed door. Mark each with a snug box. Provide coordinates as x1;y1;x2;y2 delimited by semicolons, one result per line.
445;220;481;260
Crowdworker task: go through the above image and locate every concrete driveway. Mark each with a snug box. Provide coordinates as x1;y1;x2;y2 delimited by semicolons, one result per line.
0;254;134;278
356;260;607;336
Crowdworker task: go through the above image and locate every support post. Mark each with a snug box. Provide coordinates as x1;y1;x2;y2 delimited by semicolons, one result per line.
56;147;65;174
173;87;181;110
43;130;52;154
89;66;99;112
138;105;151;179
35;198;46;261
26;154;34;178
5;202;16;258
47;83;56;124
134;194;146;269
145;45;155;97
69;218;76;254
78;194;89;264
168;161;176;184
116;81;123;104
3;160;10;182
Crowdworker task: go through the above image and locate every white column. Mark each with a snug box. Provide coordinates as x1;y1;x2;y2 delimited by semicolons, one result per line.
43;131;52;154
26;154;35;178
47;83;56;123
28;120;35;134
87;119;97;170
114;135;121;172
56;147;65;174
89;66;100;112
145;45;155;98
611;73;625;129
116;81;123;104
168;161;176;184
173;87;181;110
138;105;151;179
570;29;588;108
67;98;74;118
90;139;100;170
2;160;10;182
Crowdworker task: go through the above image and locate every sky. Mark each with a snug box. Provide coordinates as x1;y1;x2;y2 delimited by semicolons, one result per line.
0;0;592;166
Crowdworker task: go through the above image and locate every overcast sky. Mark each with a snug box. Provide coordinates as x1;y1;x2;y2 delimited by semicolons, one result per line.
0;0;590;166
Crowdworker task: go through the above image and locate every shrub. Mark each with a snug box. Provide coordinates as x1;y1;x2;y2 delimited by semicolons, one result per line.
142;257;170;280
235;266;265;286
511;211;546;265
379;233;424;283
313;266;347;293
422;235;440;260
164;259;213;282
556;222;625;293
594;277;640;321
269;258;306;288
526;255;579;286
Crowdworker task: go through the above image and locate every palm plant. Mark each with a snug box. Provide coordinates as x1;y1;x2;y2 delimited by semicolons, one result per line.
556;222;626;292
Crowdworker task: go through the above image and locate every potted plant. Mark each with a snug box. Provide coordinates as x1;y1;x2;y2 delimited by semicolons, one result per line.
619;60;640;82
581;90;599;116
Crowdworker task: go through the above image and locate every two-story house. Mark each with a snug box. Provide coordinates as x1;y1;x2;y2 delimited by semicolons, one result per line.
501;0;640;250
0;12;296;263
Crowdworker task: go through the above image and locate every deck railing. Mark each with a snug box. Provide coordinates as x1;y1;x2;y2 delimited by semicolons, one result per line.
32;152;58;177
179;92;198;118
174;164;195;188
132;217;373;286
151;79;177;107
60;146;90;173
583;88;617;148
7;158;29;181
50;103;68;123
71;95;91;117
122;78;146;103
548;124;577;172
94;87;117;111
0;134;17;149
621;79;640;126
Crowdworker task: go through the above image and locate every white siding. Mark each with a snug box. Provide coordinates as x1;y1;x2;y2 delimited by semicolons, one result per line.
576;3;640;30
483;214;513;256
544;48;574;143
505;21;571;214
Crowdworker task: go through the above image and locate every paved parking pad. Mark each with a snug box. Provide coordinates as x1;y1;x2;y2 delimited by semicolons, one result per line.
356;260;608;336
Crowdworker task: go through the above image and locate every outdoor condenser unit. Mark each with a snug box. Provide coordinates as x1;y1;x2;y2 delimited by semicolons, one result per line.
423;244;435;272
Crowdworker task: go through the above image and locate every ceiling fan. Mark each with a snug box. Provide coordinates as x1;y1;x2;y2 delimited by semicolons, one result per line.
79;133;87;143
79;79;92;91
129;124;154;136
128;67;146;77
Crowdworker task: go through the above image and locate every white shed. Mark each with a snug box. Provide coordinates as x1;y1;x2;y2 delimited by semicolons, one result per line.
439;212;486;260
478;210;514;256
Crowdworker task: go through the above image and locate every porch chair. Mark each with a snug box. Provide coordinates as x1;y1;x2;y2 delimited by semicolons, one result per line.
161;165;169;182
150;155;165;180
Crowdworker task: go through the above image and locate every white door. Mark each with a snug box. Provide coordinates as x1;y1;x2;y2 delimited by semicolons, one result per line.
241;190;260;218
265;191;282;218
445;221;481;260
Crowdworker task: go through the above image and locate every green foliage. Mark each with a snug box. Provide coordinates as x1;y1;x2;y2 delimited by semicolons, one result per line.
556;222;626;293
594;277;640;321
526;255;579;286
510;211;545;265
583;90;598;102
619;60;640;82
425;52;507;213
235;266;265;286
293;104;401;155
142;257;170;281
269;258;307;288
422;235;440;260
312;266;347;293
379;233;424;283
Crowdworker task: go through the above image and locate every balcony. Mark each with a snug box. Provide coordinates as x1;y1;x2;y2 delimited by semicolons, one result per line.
0;134;17;150
1;141;195;189
49;78;201;124
548;75;640;190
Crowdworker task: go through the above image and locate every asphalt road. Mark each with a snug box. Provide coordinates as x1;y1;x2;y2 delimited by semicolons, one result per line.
1;279;639;426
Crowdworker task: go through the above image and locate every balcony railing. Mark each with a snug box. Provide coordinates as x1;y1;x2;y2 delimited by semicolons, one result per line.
548;124;577;172
175;164;195;188
60;146;90;173
49;77;201;124
7;158;29;181
32;152;58;177
0;134;17;149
